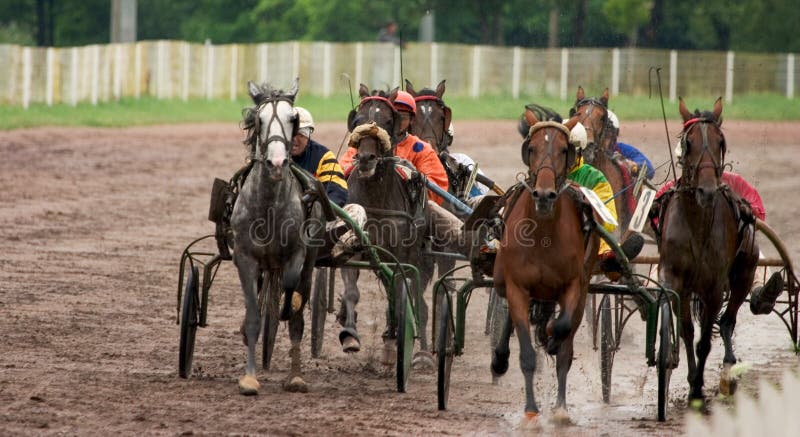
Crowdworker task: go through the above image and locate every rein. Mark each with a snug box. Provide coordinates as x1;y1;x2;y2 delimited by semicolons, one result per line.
679;118;726;189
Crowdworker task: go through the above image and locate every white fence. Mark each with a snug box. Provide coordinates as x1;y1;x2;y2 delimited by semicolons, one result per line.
0;40;796;108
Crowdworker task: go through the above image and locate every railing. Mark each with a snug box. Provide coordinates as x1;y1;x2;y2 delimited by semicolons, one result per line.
0;41;796;108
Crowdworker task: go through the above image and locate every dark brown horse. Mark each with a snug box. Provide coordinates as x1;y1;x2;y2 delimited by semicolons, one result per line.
491;109;599;424
657;97;759;408
569;87;636;230
406;79;451;153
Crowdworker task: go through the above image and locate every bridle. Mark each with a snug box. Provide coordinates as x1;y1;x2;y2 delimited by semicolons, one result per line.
679;117;726;187
523;122;574;196
570;98;613;156
250;96;296;164
414;95;449;150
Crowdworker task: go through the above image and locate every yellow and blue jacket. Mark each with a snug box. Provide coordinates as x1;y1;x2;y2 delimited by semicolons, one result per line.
292;140;348;207
568;158;618;253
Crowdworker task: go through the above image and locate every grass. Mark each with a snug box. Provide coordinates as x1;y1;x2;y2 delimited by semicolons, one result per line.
1;93;798;130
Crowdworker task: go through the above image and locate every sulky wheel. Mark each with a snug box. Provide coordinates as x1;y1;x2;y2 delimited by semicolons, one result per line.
599;294;616;403
261;272;280;370
310;267;328;358
657;296;676;422
179;264;200;379
488;289;508;350
396;279;415;393
437;290;455;410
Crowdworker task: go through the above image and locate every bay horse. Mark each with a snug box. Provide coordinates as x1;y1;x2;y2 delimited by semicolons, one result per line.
406;79;451;153
569;86;636;230
339;85;437;366
657;97;759;408
491;109;600;424
231;79;323;395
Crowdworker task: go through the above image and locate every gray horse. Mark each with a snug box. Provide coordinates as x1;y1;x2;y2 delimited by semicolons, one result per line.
231;79;323;395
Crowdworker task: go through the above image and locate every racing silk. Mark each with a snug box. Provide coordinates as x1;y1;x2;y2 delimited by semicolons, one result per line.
616;142;655;180
568;158;618;233
656;171;766;221
341;133;449;204
293;139;348;207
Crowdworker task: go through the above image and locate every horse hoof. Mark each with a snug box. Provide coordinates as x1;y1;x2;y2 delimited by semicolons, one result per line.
719;363;738;397
551;407;572;426
412;351;435;371
381;339;397;366
520;411;541;429
688;398;707;413
238;375;260;396
283;376;308;393
342;335;361;353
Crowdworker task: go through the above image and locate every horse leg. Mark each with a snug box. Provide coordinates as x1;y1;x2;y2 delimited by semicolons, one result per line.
553;279;586;423
412;255;436;369
507;283;540;425
490;299;513;385
233;255;262;395
280;248;307;321
338;267;361;353
690;297;722;406
546;278;583;356
719;233;759;395
283;307;308;393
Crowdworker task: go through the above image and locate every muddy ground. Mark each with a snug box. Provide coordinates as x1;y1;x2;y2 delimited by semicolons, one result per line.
1;117;798;436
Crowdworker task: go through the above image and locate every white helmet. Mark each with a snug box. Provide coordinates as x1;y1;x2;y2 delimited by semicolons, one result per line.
607;109;620;129
566;121;588;150
294;106;314;136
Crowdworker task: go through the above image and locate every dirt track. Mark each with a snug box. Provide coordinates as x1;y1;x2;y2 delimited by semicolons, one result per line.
1;118;799;436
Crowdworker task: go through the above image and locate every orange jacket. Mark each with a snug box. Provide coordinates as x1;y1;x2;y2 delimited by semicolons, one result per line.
341;134;449;204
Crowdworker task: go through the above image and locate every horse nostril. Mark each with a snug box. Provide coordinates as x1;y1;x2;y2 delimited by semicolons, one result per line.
547;191;557;200
532;190;541;198
368;154;377;161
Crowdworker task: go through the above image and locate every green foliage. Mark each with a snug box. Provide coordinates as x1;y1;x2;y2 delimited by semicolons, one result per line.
2;93;798;130
602;0;652;44
0;22;35;45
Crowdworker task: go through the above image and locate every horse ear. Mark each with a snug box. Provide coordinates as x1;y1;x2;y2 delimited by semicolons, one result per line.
247;81;260;99
601;88;609;107
288;77;299;100
388;86;399;102
435;80;446;99
347;110;357;132
405;79;416;96
576;86;585;102
524;108;540;127
358;83;370;98
563;118;578;131
678;97;692;121
712;97;723;122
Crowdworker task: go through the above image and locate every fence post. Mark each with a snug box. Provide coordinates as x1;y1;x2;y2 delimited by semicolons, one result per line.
22;47;31;109
787;53;795;99
323;42;331;97
355;42;362;90
230;44;238;101
259;43;268;83
134;42;141;98
71;47;79;106
431;43;438;87
113;44;122;100
471;46;481;98
393;45;401;88
205;41;214;99
669;50;677;102
611;48;620;96
560;48;569;101
292;41;300;80
46;47;55;106
91;45;100;105
511;46;521;98
182;42;190;101
725;51;734;103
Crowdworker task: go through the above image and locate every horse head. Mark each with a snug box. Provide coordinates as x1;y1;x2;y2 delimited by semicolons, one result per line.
569;86;615;165
406;79;452;153
347;122;394;179
243;79;299;182
522;108;582;217
678;97;726;207
347;84;402;141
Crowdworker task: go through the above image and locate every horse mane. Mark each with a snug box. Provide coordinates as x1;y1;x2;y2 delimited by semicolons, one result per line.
518;103;562;138
240;83;296;148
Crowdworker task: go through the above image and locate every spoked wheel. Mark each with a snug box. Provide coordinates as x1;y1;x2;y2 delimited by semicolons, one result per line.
261;272;280;370
311;267;328;358
485;287;497;335
657;297;676;422
179;264;200;378
437;290;455;410
396;280;415;393
489;290;508;350
599;294;615;403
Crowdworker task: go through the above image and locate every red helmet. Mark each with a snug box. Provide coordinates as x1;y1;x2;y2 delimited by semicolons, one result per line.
393;91;417;115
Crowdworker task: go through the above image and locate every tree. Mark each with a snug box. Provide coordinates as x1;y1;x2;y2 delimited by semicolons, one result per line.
602;0;652;47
